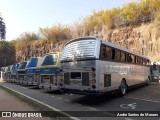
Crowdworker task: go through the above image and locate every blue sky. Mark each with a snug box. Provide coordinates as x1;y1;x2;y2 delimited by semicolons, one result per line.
0;0;136;41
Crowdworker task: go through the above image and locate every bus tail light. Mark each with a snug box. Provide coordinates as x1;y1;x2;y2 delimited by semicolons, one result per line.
92;85;96;89
92;79;96;83
92;67;95;71
54;75;57;79
60;77;63;81
92;73;96;77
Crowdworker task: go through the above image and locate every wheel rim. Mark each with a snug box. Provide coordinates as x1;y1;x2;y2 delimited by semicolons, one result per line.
121;83;126;95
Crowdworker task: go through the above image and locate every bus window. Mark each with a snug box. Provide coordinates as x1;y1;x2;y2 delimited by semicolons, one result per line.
127;54;132;63
120;51;126;62
131;55;135;64
137;57;140;64
115;50;121;61
135;56;137;64
143;59;147;65
112;49;116;60
106;46;112;61
100;44;106;60
140;57;143;65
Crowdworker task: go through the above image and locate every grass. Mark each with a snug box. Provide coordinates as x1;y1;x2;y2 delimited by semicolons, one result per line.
0;85;72;120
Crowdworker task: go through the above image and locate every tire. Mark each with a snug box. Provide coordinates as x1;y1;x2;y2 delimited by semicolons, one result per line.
119;81;127;96
146;77;150;85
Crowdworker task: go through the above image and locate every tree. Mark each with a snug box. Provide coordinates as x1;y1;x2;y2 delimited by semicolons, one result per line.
39;24;71;43
0;14;6;40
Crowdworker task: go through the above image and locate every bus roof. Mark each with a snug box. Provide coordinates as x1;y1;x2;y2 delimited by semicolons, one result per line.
64;36;149;60
44;52;61;55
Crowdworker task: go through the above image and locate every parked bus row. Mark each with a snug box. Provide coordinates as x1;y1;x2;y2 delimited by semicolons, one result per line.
0;37;152;96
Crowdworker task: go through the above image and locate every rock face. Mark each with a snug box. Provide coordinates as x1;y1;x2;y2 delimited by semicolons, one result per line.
16;22;160;62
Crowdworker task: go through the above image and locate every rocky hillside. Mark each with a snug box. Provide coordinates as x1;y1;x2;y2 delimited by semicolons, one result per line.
16;21;160;62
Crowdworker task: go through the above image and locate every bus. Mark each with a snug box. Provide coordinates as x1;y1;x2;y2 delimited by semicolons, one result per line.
60;37;151;96
25;57;42;85
17;61;27;84
0;67;5;80
10;63;19;82
39;52;61;91
6;65;12;82
150;62;160;83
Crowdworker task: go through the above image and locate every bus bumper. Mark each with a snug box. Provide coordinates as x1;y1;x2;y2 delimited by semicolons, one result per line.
60;88;104;96
43;84;60;91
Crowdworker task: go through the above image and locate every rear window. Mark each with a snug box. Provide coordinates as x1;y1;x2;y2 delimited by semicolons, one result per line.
26;58;38;68
41;54;58;66
19;62;27;69
61;39;96;62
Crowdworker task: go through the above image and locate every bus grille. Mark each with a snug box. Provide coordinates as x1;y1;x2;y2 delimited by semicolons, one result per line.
104;74;111;87
64;73;70;85
82;72;89;86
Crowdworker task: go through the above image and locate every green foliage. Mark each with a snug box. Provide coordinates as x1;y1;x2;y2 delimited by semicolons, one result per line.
0;41;16;67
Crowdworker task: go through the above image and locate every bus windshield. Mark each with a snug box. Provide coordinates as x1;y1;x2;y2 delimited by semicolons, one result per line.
61;38;96;62
11;64;17;71
26;58;38;68
41;54;58;66
19;62;27;69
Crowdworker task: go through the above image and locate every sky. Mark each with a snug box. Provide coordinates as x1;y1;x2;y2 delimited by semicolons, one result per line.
0;0;136;41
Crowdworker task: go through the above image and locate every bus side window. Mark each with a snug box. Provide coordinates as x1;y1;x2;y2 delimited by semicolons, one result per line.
100;44;106;60
121;51;126;62
127;54;132;63
112;49;115;61
135;56;137;64
137;57;140;64
115;50;121;61
106;46;112;61
131;55;135;64
143;59;147;65
139;57;143;65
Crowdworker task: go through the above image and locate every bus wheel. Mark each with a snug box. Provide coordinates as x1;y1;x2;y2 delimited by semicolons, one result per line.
146;77;150;85
119;81;127;96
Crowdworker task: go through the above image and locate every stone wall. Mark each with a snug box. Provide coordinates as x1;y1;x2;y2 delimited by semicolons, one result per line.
16;22;160;62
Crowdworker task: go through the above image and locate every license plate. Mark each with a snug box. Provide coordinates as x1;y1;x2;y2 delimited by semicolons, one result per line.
71;72;81;79
71;80;81;85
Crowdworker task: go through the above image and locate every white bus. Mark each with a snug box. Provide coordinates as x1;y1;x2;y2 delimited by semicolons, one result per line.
150;62;160;82
60;37;151;96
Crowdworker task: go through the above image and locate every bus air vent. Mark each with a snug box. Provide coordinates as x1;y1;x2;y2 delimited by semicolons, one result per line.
104;74;111;87
82;72;89;86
